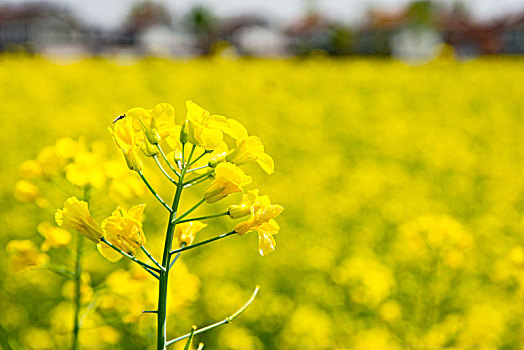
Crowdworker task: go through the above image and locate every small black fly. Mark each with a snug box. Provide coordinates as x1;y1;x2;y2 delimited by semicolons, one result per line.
113;114;126;123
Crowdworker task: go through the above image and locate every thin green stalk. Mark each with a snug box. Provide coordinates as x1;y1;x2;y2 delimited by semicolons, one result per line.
170;231;236;255
181;144;186;169
138;171;173;213
100;238;160;278
168;243;185;271
183;171;213;186
141;246;165;271
165;286;260;347
188;150;210;167
170;198;206;224
186;165;209;173
175;211;229;224
157;145;195;350
183;326;197;350
72;186;90;350
72;229;83;350
153;155;178;185
168;251;182;271
156;144;181;177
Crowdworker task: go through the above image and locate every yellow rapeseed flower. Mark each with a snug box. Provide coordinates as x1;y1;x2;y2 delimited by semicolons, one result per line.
6;240;49;273
97;204;147;262
227;189;265;219
174;221;207;247
253;219;280;256
126;103;176;145
232;192;283;255
55;196;104;243
37;222;72;251
203;162;252;203
65;149;107;188
225;136;274;174
109;117;143;171
19;160;43;178
234;193;284;235
185;100;231;150
14;180;39;202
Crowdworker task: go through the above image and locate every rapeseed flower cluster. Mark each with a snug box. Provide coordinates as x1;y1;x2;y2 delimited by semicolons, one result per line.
28;99;283;349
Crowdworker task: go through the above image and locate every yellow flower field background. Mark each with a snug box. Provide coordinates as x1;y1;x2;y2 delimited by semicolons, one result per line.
2;55;524;349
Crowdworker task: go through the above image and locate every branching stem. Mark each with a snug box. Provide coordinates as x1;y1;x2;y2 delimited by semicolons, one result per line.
138;171;173;213
165;286;260;347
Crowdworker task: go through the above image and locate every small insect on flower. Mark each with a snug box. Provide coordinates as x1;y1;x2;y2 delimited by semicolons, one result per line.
113;114;126;123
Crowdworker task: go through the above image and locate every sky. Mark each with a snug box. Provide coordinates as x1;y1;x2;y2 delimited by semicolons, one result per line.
3;0;524;29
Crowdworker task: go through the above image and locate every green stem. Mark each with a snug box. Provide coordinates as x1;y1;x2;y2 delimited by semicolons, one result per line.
186;165;209;173
138;171;173;213
189;150;210;167
168;243;185;271
165;286;260;347
157;145;195;350
72;186;90;350
175;211;229;224
72;229;83;350
156;144;181;177
170;198;206;224
183;171;213;186
100;238;161;277
183;326;197;350
154;155;178;185
170;231;236;255
141;246;165;271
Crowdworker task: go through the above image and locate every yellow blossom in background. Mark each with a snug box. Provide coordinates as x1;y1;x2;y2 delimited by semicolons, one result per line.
203;162;252;203
14;180;39;202
6;240;49;273
6;57;524;350
37;222;72;251
65;149;106;188
54;137;81;160
97;204;147;262
19;160;42;178
55;196;104;243
174;221;207;247
61;272;94;304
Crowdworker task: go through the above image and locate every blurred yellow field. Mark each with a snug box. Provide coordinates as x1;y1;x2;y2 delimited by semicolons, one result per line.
2;55;524;349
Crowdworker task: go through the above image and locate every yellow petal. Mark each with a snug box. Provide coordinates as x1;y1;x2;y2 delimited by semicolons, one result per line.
206;115;230;131
197;128;223;150
256;152;275;175
227;119;248;143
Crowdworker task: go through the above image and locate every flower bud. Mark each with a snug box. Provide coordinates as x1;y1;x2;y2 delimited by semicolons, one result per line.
208;152;226;168
123;146;142;172
141;138;158;157
180;121;188;144
227;204;251;219
138;117;161;145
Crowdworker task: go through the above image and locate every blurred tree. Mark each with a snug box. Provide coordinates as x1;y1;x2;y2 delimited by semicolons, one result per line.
186;5;215;35
406;0;433;27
